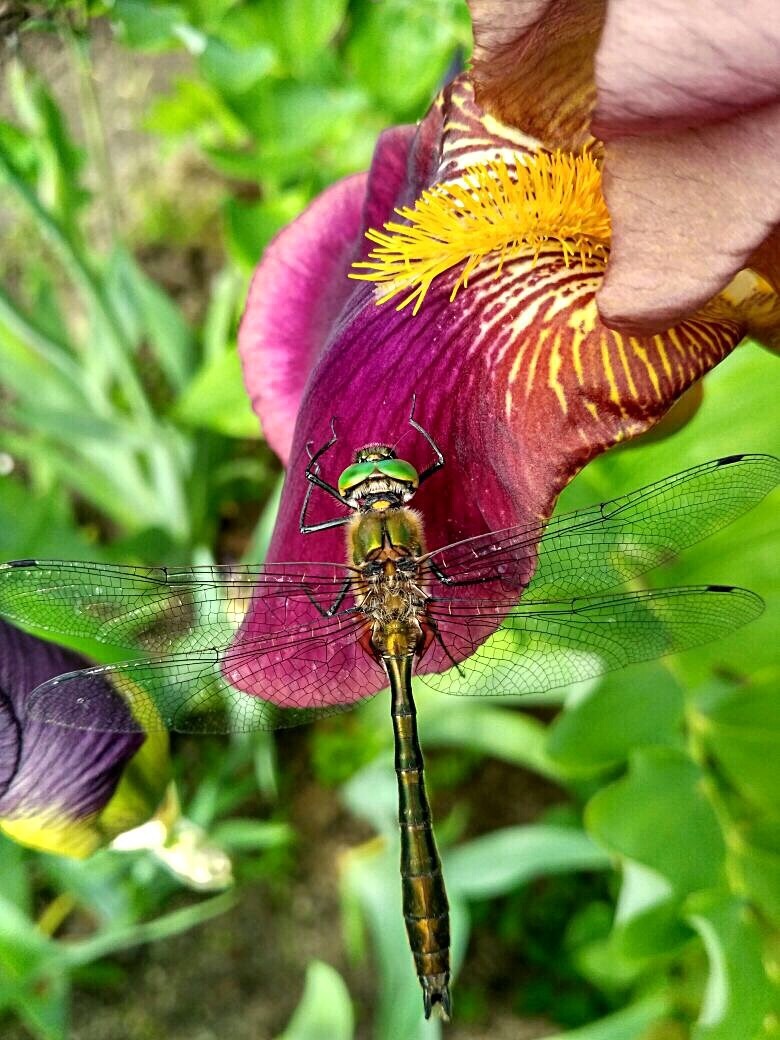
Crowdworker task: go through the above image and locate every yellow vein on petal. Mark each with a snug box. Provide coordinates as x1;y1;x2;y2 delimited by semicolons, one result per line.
350;150;611;314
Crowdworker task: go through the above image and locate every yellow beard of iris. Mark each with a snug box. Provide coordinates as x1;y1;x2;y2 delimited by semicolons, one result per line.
350;150;611;314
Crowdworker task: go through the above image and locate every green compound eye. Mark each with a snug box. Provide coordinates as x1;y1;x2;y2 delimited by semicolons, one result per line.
338;461;376;496
337;458;420;497
377;458;419;487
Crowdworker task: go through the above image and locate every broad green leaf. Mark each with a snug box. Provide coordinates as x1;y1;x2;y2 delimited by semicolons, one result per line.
145;77;248;147
15;971;69;1040
547;665;685;773
691;675;780;815
586;748;725;895
347;0;471;116
729;820;780;929
609;862;693;961
209;818;291;852
243;0;347;78
199;38;276;96
687;892;776;1040
543;993;669;1040
111;0;186;50
419;696;562;780
276;961;354;1040
173;348;260;438
0;474;102;560
223;193;307;271
446;825;611;900
0;837;30;915
0;893;53;978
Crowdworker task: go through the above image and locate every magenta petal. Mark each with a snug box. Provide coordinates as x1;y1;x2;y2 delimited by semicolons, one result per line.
238;173;368;464
597;103;780;334
0;620;142;822
238;125;417;464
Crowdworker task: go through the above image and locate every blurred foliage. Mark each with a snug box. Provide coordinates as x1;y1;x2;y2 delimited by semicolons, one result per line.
0;2;778;1040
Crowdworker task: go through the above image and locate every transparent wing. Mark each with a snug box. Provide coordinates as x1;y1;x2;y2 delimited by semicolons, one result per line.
25;611;387;734
418;586;763;696
424;455;779;601
0;560;360;653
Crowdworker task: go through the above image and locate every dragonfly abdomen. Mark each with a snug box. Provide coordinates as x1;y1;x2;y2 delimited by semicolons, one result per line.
386;655;452;1021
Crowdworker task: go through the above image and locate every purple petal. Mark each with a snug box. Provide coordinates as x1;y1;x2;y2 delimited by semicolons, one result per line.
0;619;143;825
238;125;417;464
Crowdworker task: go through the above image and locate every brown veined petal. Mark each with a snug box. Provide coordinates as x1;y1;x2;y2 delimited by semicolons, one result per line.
596;103;780;335
468;0;606;149
592;0;780;335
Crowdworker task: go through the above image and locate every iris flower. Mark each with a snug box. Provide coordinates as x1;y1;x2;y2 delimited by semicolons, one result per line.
236;3;778;702
0;618;167;858
0;618;232;886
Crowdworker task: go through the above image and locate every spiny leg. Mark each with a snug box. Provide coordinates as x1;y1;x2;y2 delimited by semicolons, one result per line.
302;578;357;617
300;418;352;533
408;394;445;485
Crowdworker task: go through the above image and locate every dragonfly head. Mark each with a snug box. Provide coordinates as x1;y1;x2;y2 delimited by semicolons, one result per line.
338;445;419;509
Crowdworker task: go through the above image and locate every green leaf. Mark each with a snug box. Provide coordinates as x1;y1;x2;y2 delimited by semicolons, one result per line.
209;818;291;852
223;194;307;271
586;748;725;895
62;890;237;967
418;694;563;780
0;474;103;560
199;38;275;96
547;665;685;774
244;0;347;78
729;820;780;929
446;825;611;900
103;247;195;389
173;348;260;438
686;892;776;1040
0;837;30;915
692;675;780;815
347;0;470;117
543;993;669;1040
110;0;186;50
276;961;354;1040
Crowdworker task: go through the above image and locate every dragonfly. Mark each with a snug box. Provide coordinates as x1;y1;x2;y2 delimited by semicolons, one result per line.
0;407;777;1021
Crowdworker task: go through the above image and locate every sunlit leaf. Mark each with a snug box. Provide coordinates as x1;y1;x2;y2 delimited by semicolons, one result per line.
687;892;776;1040
586;748;725;895
276;960;354;1040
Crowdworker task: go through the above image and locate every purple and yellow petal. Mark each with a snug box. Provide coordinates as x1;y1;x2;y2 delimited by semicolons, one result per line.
0;620;168;857
236;64;764;709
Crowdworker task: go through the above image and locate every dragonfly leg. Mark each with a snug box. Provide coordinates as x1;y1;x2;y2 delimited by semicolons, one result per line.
300;419;352;532
303;578;356;617
409;395;445;485
426;559;503;590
